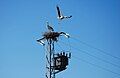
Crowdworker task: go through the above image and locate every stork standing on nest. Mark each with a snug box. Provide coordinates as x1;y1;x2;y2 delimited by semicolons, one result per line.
36;22;70;46
46;21;54;31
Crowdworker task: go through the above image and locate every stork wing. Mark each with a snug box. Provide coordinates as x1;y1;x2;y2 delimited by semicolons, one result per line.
47;25;54;31
56;5;61;18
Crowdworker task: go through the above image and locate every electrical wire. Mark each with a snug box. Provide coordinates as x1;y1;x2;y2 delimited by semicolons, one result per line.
71;37;120;60
60;41;120;69
43;40;120;78
112;75;120;78
72;55;120;77
68;38;72;52
56;41;64;51
40;35;120;77
56;34;71;52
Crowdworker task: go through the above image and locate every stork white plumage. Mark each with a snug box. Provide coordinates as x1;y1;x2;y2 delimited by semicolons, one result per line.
56;5;72;20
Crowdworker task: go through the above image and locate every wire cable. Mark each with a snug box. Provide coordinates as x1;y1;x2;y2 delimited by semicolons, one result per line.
72;55;120;76
43;40;120;77
60;41;120;69
68;38;72;52
71;37;120;60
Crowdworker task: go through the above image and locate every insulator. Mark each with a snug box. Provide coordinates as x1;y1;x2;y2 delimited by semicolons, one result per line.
60;53;62;56
63;52;65;56
69;53;71;58
66;53;68;57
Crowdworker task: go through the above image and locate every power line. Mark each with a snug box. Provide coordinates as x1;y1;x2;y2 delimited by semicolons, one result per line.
71;37;120;61
57;40;120;77
72;55;120;77
112;76;120;78
60;41;120;69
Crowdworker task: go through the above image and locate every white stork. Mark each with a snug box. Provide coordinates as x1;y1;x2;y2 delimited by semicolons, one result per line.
56;5;72;20
46;21;54;31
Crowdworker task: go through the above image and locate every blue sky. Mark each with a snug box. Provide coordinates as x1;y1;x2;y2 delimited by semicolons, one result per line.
0;0;120;78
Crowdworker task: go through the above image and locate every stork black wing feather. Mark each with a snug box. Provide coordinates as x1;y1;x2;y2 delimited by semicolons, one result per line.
56;6;61;17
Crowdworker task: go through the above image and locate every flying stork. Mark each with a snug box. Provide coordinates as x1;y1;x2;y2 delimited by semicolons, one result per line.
56;5;72;20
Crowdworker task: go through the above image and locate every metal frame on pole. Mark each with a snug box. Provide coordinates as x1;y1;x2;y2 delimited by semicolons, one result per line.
37;23;71;78
46;38;55;78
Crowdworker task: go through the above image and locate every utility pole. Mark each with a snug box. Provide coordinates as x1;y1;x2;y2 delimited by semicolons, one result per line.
37;5;72;78
37;22;71;78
